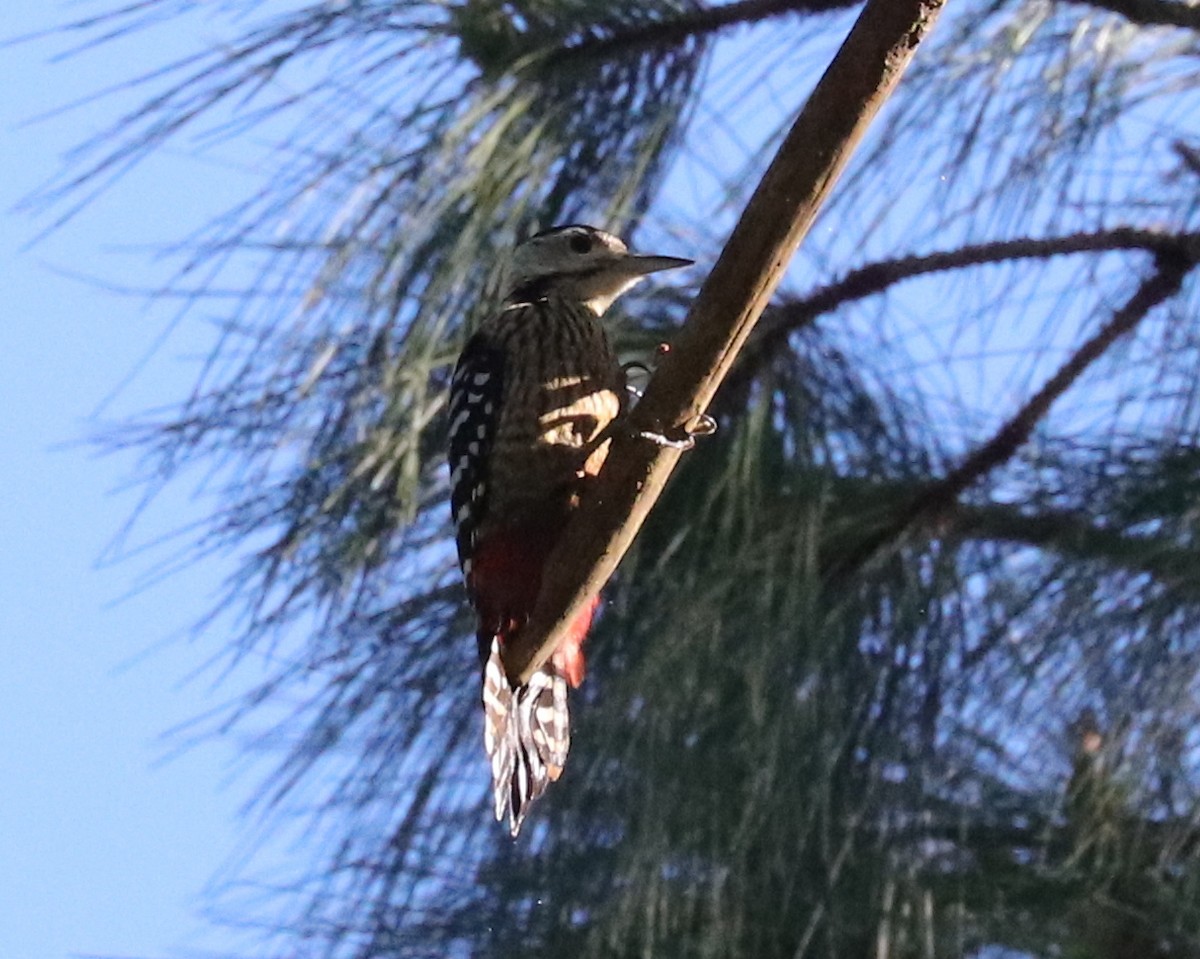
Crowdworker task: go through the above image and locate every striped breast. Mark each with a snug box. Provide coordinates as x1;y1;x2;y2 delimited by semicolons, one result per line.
478;294;623;533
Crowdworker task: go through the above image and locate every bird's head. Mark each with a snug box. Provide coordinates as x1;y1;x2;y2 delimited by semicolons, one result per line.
507;224;692;315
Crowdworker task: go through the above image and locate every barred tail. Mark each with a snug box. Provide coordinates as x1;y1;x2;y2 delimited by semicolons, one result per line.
482;637;570;837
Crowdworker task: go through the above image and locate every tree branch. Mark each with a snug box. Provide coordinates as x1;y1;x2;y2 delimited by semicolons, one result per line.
1077;0;1200;31
948;501;1200;598
826;252;1196;585
821;473;1200;597
728;229;1200;395
505;0;950;685
544;0;862;67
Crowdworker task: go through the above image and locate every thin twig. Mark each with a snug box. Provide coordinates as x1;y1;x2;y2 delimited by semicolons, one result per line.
544;0;861;67
826;252;1196;585
729;228;1200;394
1081;0;1200;31
948;500;1200;598
506;0;950;685
816;473;1200;597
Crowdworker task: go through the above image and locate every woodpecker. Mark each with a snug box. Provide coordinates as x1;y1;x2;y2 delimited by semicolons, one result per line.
448;224;691;835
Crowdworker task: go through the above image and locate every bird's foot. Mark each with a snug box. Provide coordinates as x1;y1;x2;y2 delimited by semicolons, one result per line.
635;413;717;450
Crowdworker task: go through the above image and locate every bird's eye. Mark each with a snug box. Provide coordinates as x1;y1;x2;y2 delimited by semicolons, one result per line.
569;233;593;255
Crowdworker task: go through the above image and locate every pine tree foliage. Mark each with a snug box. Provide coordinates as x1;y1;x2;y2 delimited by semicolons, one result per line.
30;0;1200;955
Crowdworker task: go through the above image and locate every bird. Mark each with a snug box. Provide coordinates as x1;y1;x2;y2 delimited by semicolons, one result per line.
447;224;692;835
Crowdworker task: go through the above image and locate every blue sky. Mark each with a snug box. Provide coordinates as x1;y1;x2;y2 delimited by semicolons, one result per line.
1;7;281;958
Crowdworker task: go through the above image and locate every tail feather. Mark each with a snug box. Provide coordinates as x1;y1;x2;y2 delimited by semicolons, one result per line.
482;637;570;836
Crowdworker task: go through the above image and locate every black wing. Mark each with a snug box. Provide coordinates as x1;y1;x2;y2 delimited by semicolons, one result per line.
448;332;505;581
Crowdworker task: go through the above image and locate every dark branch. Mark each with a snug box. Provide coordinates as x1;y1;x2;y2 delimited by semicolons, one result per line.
1175;141;1200;178
827;253;1196;584
544;0;862;66
730;228;1200;394
1076;0;1200;30
949;501;1200;599
823;473;1200;598
505;0;951;685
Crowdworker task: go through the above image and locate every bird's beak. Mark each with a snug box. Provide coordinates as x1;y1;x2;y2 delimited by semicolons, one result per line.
621;253;694;276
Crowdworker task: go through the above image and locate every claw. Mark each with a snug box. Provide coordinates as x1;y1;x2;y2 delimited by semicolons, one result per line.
622;360;651;402
689;413;718;438
635;413;717;450
637;428;696;450
620;347;717;448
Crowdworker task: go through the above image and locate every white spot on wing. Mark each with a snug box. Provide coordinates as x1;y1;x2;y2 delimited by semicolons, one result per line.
448;408;471;438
